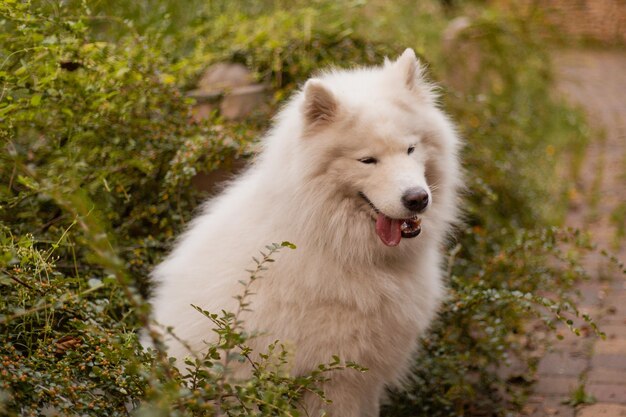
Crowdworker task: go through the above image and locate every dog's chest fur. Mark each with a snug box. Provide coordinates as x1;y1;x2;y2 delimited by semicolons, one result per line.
239;247;442;381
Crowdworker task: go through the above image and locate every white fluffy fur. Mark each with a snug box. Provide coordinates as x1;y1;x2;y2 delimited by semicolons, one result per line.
150;49;462;416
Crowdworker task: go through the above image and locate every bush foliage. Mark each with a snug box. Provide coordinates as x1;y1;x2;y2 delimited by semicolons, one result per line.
1;1;598;416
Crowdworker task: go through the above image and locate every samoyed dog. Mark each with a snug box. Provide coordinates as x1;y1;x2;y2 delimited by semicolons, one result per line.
151;48;461;416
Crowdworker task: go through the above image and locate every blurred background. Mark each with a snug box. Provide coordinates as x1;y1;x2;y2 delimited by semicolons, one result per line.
1;1;624;416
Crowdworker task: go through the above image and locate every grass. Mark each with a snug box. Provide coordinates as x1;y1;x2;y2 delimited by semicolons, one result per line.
610;149;626;249
564;382;596;407
583;130;607;225
610;202;626;250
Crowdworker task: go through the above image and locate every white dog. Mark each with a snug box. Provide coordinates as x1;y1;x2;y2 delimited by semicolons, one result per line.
151;48;462;416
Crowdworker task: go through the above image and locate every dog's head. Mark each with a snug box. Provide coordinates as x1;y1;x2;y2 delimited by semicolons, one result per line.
287;49;461;247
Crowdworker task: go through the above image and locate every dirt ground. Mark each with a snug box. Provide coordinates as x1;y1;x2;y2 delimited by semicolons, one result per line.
522;49;626;417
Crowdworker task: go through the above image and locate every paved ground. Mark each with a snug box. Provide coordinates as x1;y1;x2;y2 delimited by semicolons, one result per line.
522;50;626;417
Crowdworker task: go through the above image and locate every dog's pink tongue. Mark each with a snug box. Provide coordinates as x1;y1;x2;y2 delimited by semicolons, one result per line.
375;213;402;246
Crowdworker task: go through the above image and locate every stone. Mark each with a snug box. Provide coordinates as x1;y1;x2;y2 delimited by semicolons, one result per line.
197;62;254;92
587;383;626;403
577;403;626;417
190;62;269;121
577;282;604;308
535;376;579;395
604;291;626;316
595;340;626;356
592;354;626;370
601;316;626;326
522;396;575;417
221;84;268;120
602;325;626;339
537;351;588;377
588;368;626;384
187;89;222;123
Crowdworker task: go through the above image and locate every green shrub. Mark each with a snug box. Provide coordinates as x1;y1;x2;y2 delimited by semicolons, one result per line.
0;1;603;416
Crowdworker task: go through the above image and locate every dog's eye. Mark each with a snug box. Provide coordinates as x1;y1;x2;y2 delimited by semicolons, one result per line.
358;157;378;164
407;146;415;155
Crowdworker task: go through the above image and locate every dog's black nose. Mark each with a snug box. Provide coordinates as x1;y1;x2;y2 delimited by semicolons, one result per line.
402;187;429;212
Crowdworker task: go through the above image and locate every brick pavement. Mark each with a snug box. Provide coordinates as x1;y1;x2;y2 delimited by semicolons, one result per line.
523;50;626;417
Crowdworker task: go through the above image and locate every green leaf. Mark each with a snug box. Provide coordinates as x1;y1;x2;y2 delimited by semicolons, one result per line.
30;94;42;106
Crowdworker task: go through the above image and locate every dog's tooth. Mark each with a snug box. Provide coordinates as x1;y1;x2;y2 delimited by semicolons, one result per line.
400;218;422;238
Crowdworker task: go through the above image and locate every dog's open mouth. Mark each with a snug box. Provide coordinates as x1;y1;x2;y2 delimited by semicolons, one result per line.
359;192;422;247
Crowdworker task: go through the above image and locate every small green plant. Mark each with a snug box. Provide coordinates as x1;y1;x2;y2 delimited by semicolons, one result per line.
610;202;626;249
564;382;596;407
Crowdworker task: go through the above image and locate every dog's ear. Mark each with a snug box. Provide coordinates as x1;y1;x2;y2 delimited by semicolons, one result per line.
394;48;432;96
302;79;337;128
395;48;422;88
